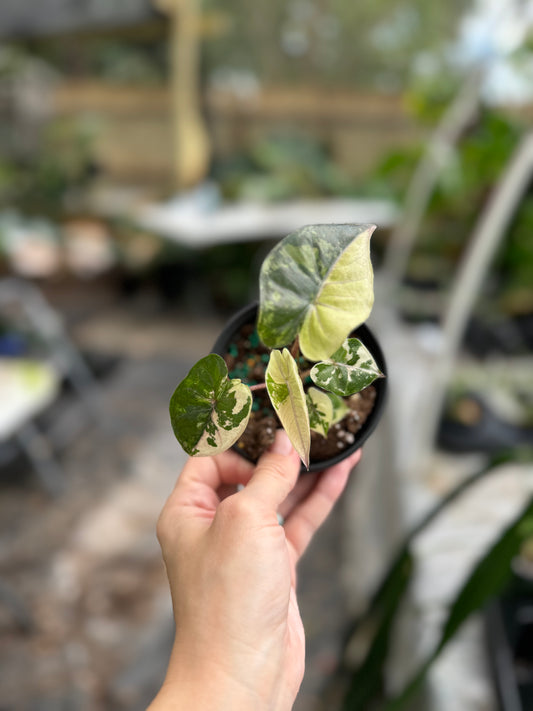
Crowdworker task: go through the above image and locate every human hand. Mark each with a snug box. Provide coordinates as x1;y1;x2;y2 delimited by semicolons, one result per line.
149;431;361;711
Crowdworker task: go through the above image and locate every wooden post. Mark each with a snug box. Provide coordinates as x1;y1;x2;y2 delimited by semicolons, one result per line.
153;0;211;190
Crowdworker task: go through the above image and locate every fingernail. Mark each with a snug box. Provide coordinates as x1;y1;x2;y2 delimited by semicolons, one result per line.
270;429;293;456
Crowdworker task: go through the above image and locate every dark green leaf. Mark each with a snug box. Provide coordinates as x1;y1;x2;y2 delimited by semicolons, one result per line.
342;550;414;711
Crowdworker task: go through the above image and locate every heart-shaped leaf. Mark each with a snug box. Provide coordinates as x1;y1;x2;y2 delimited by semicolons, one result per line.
257;224;375;361
307;387;334;437
169;354;252;456
266;348;310;468
310;338;383;397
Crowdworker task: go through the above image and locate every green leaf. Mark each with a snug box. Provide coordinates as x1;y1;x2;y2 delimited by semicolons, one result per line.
329;391;351;424
257;224;376;361
383;495;533;711
342;550;415;711
311;338;383;397
169;354;252;457
266;348;310;468
307;387;334;437
340;453;533;710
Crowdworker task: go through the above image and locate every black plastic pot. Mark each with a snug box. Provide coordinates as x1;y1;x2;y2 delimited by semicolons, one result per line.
437;393;533;454
212;302;387;473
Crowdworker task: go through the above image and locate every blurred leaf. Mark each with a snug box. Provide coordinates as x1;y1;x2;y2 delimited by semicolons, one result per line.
330;391;351;424
340;451;533;710
342;550;414;711
218;133;357;202
383;495;533;711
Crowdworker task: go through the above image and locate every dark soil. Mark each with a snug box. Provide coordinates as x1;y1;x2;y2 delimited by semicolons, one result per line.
222;322;376;464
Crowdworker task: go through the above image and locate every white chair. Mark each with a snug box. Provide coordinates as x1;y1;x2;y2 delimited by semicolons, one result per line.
0;277;102;494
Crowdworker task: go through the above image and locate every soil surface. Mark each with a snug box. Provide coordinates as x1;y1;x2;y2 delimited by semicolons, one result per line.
222;322;376;464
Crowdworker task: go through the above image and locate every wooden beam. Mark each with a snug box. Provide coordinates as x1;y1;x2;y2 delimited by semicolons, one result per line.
153;0;210;189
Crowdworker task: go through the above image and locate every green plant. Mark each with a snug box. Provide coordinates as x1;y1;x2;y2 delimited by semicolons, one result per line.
336;449;533;711
0;117;96;216
168;224;384;468
216;134;357;203
369;108;529;295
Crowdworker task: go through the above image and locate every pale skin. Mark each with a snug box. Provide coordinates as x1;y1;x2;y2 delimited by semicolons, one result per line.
149;430;361;711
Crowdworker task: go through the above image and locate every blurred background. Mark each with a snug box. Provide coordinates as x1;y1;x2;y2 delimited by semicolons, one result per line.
1;0;533;709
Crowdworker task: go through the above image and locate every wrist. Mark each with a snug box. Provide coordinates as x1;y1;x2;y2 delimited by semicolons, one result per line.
149;674;270;711
148;640;279;711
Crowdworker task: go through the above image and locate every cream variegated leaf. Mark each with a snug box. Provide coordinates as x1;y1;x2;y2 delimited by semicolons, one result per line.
169;354;252;456
307;387;334;438
329;391;351;424
258;224;375;361
266;348;310;468
310;338;383;397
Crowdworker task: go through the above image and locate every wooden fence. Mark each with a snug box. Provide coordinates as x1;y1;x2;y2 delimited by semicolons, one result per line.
52;81;425;187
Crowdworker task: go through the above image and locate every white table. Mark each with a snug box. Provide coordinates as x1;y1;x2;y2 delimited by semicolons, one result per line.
0;358;63;494
0;359;59;440
134;196;399;248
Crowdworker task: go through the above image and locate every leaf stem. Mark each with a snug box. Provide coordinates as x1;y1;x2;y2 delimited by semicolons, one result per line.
299;368;311;382
250;382;267;392
290;336;300;360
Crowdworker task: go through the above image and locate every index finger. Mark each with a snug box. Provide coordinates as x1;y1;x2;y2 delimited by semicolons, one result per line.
171;448;255;503
243;431;301;511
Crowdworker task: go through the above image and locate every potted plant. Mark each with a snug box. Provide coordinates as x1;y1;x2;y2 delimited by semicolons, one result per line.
168;223;387;471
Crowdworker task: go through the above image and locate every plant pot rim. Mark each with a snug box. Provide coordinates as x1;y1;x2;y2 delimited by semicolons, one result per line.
212;302;387;473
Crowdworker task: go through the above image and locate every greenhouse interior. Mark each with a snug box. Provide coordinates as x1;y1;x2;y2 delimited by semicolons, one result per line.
1;1;533;709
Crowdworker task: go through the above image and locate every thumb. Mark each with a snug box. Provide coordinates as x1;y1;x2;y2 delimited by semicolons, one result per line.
243;430;301;511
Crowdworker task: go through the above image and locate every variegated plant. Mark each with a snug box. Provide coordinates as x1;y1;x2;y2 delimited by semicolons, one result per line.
169;224;384;468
